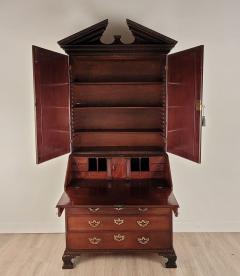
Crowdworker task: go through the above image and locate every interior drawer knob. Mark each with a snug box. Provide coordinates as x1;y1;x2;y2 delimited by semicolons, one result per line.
88;220;101;228
88;208;100;213
138;207;148;212
114;234;125;242
88;237;101;245
137;237;150;245
114;218;124;225
137;219;150;227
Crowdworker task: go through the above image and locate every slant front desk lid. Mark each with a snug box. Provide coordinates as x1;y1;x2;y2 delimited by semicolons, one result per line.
56;184;179;213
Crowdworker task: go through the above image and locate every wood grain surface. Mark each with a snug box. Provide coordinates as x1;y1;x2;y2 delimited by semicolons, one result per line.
0;233;239;276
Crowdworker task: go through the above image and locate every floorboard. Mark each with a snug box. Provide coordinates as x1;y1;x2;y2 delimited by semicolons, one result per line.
0;233;239;276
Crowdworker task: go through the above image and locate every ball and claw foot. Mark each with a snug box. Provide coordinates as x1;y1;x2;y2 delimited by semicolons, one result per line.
159;250;177;268
165;254;177;268
62;254;74;269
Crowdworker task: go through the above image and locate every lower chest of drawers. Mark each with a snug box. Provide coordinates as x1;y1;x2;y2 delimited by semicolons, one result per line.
65;207;173;250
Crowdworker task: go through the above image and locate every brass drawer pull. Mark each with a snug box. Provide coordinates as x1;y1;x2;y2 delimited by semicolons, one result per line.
114;234;125;242
137;237;150;245
137;219;149;228
88;208;100;213
88;220;100;228
114;207;124;211
138;207;148;212
88;237;101;245
114;218;124;225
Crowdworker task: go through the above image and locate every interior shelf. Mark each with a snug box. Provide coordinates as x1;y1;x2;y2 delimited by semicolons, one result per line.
71;131;165;149
72;106;165;131
71;81;165;85
71;83;165;108
70;146;165;156
72;128;164;133
72;105;165;109
70;55;166;83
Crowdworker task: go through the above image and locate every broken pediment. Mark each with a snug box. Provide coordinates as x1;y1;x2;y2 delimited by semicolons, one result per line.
58;19;177;54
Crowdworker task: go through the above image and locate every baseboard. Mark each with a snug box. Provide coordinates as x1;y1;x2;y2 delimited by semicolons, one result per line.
0;221;240;233
0;222;65;233
173;220;240;232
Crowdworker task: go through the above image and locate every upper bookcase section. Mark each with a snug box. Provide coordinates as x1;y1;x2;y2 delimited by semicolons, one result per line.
58;19;177;55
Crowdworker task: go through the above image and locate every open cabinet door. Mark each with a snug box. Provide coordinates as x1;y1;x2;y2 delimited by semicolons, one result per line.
32;46;70;163
167;45;203;163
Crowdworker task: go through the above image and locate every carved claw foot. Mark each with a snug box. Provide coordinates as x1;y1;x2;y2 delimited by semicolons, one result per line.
62;254;74;269
165;254;177;268
160;249;177;268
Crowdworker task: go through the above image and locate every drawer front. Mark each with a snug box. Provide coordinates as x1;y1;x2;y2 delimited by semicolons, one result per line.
67;207;171;216
67;231;171;250
68;215;170;232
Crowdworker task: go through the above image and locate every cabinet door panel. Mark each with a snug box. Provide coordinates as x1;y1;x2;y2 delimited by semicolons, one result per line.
167;45;203;163
32;46;70;163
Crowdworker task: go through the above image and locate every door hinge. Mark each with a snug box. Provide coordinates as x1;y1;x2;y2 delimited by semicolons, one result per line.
195;100;202;111
196;100;206;126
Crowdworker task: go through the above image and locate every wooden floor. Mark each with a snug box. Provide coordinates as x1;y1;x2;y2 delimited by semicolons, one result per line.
0;233;239;276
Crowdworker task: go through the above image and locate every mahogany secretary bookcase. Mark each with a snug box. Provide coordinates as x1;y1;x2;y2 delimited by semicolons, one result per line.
32;19;204;269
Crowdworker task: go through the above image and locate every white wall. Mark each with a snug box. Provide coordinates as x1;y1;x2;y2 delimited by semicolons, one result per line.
0;0;240;233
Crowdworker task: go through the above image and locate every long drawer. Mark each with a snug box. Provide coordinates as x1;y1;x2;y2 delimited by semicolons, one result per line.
67;215;170;232
67;207;171;216
67;231;171;250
